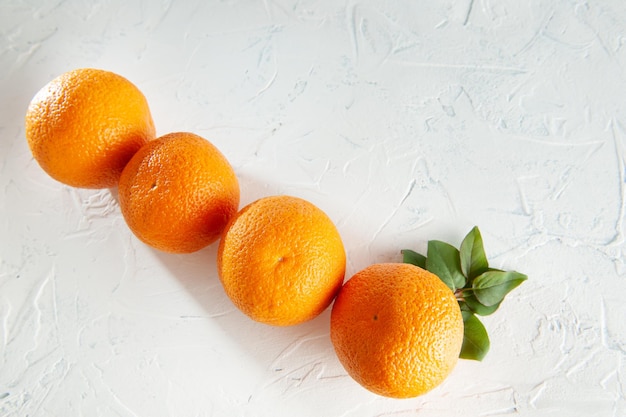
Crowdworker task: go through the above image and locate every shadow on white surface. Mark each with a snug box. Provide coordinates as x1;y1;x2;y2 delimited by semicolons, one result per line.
132;169;376;406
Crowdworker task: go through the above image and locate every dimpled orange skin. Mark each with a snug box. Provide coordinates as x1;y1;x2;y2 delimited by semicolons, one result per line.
217;195;346;326
25;68;155;188
330;263;464;398
118;132;240;254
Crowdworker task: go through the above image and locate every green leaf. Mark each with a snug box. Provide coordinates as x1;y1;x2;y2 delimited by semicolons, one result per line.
425;240;466;291
463;291;501;316
401;249;426;269
460;311;490;361
459;226;489;280
472;270;528;307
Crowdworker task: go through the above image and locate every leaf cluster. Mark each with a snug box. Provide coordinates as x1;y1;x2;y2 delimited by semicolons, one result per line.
402;226;527;361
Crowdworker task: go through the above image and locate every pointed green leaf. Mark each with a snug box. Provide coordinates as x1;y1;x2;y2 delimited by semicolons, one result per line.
401;249;427;269
473;270;528;307
425;240;466;291
463;291;501;316
460;311;490;361
459;226;489;280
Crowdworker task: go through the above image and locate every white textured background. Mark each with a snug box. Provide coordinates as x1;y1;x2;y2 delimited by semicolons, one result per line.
1;1;626;416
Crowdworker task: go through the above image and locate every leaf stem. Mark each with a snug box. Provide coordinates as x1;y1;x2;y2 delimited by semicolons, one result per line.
454;288;469;302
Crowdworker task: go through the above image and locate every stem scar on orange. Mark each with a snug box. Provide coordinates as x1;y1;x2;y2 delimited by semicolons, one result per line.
217;195;346;326
25;68;155;188
330;263;464;398
118;132;240;254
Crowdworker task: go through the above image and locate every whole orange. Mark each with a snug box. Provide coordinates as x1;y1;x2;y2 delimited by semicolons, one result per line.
330;263;464;398
118;132;239;253
217;195;346;326
25;68;155;188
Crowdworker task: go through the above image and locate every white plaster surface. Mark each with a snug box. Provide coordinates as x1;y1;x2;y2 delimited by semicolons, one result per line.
1;0;626;415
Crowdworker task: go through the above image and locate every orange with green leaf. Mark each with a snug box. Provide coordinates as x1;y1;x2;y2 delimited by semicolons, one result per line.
24;68;527;400
331;226;527;398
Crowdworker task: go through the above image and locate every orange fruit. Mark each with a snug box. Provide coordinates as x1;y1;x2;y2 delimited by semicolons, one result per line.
217;195;346;326
118;132;239;253
25;68;155;188
330;263;464;398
